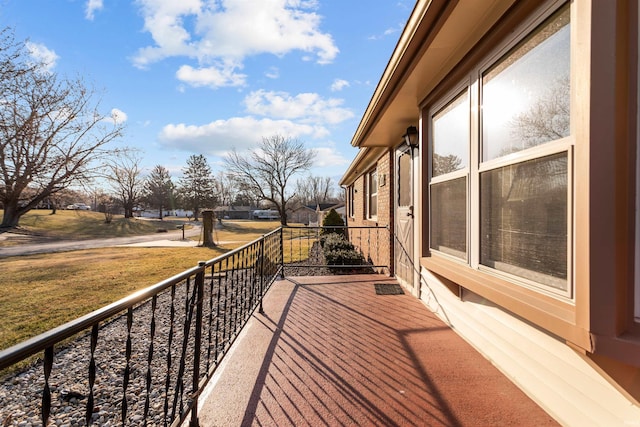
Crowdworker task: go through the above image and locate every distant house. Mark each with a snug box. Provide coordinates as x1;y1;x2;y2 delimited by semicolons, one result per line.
136;209;194;218
288;203;345;225
213;205;253;220
340;0;640;424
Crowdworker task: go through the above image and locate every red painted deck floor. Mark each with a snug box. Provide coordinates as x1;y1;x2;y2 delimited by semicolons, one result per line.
197;275;558;427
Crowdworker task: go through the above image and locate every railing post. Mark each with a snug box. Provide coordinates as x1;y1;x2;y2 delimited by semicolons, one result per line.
190;261;206;427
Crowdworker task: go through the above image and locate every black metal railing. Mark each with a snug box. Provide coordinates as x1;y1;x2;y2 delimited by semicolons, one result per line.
281;225;390;273
0;225;388;426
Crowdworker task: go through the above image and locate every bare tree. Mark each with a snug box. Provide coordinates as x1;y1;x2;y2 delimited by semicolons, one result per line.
0;30;124;228
105;150;144;218
216;171;236;207
295;175;335;206
143;165;174;220
433;153;462;176
508;75;570;154
225;135;313;225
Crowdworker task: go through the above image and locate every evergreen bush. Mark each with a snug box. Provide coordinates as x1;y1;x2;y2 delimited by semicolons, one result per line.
322;233;366;267
321;208;345;236
323;233;354;252
324;248;366;266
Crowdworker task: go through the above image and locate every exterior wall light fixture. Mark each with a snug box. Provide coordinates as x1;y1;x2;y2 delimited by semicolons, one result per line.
403;126;419;148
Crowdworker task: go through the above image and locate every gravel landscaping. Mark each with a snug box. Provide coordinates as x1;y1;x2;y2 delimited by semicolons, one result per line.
0;243;343;426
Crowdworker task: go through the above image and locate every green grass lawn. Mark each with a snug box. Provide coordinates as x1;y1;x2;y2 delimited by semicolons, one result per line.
1;209;188;242
0;211;289;352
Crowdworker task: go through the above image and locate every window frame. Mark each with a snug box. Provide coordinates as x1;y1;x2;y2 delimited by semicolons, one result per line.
426;0;574;299
347;185;355;219
428;84;471;262
366;168;378;220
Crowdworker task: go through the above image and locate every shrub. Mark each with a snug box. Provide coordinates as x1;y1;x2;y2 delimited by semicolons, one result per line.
321;208;345;236
323;233;354;252
322;233;366;267
324;248;366;266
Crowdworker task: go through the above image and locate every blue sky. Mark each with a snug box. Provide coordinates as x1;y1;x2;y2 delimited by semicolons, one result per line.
2;0;413;186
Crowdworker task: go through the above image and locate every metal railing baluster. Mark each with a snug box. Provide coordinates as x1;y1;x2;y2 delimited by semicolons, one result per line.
214;263;223;364
206;264;215;374
122;307;133;424
222;257;229;356
172;277;197;422
259;238;265;314
143;295;157;424
189;262;205;427
163;284;176;426
240;248;248;322
42;346;53;426
86;323;98;425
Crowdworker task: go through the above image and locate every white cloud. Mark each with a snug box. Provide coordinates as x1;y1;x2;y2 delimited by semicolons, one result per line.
368;23;404;40
85;0;104;20
330;79;349;92
310;145;349;169
265;67;279;79
158;116;328;155
132;0;201;68
176;63;246;88
110;108;128;124
133;0;338;87
244;90;353;125
25;42;58;73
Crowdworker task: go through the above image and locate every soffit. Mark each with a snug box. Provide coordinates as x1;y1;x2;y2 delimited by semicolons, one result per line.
339;146;387;186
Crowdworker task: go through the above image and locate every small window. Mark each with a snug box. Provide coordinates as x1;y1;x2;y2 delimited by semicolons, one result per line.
367;169;378;219
430;89;469;260
348;185;355;218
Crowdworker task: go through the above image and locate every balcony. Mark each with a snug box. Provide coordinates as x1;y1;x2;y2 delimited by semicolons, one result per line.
196;274;557;426
0;226;556;426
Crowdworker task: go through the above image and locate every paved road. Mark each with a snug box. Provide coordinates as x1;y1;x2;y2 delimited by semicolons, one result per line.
0;225;202;258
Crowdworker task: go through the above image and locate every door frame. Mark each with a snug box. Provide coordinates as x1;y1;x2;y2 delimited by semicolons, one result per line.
394;144;416;290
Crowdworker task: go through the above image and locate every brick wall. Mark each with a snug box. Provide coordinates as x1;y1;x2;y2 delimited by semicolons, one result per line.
346;149;394;274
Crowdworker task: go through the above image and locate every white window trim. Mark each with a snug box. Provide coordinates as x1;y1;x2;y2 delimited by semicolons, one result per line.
428;84;471;263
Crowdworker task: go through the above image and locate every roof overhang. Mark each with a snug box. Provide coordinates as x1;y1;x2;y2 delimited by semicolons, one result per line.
341;0;517;184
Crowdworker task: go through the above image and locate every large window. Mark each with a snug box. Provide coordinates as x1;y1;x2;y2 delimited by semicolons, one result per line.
367;168;378;219
428;4;571;295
